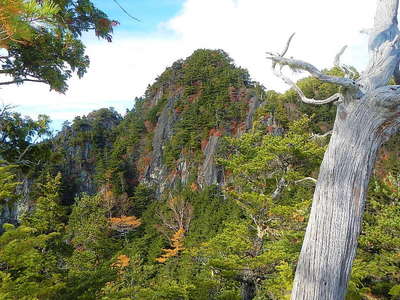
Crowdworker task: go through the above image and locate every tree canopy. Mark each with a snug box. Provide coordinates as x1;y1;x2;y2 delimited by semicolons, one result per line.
0;0;117;92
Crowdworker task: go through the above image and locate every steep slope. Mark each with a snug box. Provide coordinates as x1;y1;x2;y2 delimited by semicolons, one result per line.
51;108;122;203
133;49;260;197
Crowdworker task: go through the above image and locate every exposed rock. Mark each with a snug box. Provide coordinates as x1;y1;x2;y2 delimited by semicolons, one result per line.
142;94;261;196
245;96;260;130
144;95;180;196
260;108;284;136
198;135;224;188
178;158;190;185
53;108;121;202
150;87;164;107
0;174;32;228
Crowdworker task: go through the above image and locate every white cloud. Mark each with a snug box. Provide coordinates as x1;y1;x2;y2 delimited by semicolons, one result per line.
1;0;377;127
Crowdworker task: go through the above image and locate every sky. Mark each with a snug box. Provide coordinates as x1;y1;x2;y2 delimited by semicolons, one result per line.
0;0;378;131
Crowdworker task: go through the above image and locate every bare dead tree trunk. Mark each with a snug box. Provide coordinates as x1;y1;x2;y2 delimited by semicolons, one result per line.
266;1;400;299
291;94;400;299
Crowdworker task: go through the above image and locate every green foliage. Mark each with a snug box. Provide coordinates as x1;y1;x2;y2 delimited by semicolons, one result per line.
0;0;59;48
0;162;19;203
207;116;326;298
160;49;253;168
1;51;399;300
221;115;325;196
0;106;51;167
67;194;111;260
260;68;341;132
1;0;117;92
348;174;400;299
0;171;69;299
50;107;123;203
61;194;119;299
146;97;168;124
23;172;65;234
105;101;146;196
0;224;65;299
131;184;155;217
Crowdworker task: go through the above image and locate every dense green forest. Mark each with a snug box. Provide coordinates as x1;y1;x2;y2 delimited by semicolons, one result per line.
0;49;399;300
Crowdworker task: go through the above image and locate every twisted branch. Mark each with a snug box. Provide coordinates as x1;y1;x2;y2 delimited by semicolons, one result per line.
334;45;357;79
271;65;343;105
267;55;358;89
266;34;361;105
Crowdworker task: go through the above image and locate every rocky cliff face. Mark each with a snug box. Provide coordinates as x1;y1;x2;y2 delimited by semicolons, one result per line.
2;50;277;215
52;108;122;203
143;94;181;196
0;174;32;227
135;50;263;197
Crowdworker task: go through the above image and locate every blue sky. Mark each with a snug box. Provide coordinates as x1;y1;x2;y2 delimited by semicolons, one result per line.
1;0;375;133
92;0;184;36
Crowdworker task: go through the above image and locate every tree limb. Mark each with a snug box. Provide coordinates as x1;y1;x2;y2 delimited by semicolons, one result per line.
333;45;357;79
280;32;296;57
0;103;16;118
271;177;286;200
359;0;400;91
266;55;360;90
294;177;317;184
0;79;47;85
271;65;343;105
16;138;38;162
266;34;360;105
111;0;141;22
311;130;332;140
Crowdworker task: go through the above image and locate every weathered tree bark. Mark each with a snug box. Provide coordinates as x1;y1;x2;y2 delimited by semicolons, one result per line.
291;90;400;299
266;0;400;299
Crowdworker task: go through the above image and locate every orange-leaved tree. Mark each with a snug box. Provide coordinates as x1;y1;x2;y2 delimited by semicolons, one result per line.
0;0;58;48
109;216;141;237
155;195;193;263
156;227;185;263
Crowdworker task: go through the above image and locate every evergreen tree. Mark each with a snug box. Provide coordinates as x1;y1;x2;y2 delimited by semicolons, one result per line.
0;162;19;203
23;173;65;234
0;173;66;299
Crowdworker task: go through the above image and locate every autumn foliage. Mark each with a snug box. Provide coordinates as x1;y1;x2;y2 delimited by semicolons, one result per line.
110;216;141;236
0;0;59;48
0;0;22;46
112;254;130;269
156;227;185;263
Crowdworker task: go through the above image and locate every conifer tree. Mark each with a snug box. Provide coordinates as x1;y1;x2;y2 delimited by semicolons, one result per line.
214;116;326;299
23;173;64;234
0;162;19;203
0;173;66;299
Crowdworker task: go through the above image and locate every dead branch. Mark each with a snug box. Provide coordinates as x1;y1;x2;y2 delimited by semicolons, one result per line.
294;177;317;184
266;55;359;90
311;130;333;140
280;32;296;57
266;34;360;105
272;65;343;105
271;177;286;200
334;46;357;79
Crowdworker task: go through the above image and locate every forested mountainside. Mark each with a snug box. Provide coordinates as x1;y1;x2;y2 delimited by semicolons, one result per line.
0;49;399;300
